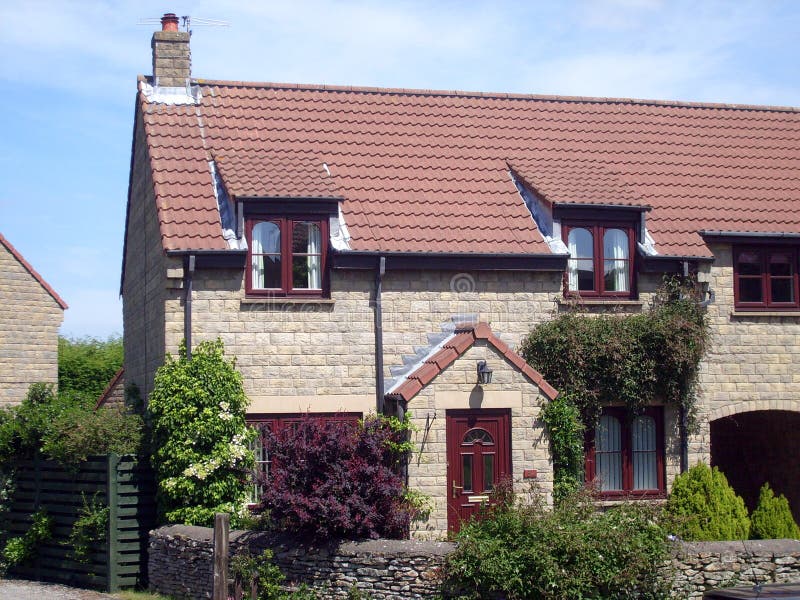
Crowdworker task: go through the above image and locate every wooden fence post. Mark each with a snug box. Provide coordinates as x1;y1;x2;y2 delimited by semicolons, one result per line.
106;453;120;592
212;512;230;600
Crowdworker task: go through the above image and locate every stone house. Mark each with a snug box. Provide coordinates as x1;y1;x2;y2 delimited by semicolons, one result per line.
0;233;67;406
122;14;800;536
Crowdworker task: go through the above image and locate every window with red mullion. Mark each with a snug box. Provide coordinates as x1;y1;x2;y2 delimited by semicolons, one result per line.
584;406;665;498
563;222;636;298
734;246;800;310
245;217;328;297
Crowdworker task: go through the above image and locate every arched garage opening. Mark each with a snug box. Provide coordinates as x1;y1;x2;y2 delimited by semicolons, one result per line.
711;410;800;522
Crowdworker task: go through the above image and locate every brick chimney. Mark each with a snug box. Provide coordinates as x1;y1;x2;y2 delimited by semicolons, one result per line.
151;13;191;87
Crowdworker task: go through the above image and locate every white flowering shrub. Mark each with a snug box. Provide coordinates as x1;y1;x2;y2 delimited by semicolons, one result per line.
148;339;254;526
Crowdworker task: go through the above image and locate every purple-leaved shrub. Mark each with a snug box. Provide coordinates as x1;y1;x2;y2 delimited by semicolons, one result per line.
257;415;410;539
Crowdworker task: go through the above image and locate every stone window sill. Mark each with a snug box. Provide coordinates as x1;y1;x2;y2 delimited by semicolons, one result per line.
557;297;644;307
241;297;335;305
731;310;800;318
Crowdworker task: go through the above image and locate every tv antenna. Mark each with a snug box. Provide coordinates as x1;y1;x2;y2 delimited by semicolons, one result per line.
137;13;230;35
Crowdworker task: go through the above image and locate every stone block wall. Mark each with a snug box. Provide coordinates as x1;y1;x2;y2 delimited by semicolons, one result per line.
148;526;800;600
406;340;554;538
122;113;168;402
0;240;64;406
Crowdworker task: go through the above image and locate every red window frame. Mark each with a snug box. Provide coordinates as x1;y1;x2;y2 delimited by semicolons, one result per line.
733;246;800;310
563;222;637;298
584;406;665;498
245;216;329;298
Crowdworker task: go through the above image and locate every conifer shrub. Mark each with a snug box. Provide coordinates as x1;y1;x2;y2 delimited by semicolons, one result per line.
148;339;254;527
665;463;750;541
256;414;411;539
750;483;800;540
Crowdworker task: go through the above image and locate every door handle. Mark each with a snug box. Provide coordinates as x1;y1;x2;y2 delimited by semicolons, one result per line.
452;480;463;498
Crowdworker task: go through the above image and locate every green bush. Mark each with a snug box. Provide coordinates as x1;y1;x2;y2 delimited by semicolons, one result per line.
442;483;672;599
41;404;143;463
230;548;321;599
58;335;123;403
0;383;143;465
539;393;584;501
665;463;750;541
750;483;800;540
148;339;254;527
1;509;52;570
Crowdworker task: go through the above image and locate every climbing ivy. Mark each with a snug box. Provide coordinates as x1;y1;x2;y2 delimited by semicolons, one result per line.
520;276;709;497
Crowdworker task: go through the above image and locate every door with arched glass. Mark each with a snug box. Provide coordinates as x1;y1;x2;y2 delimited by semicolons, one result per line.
446;409;511;532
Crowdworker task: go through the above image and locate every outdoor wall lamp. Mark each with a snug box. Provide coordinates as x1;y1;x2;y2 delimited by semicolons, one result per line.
477;360;493;385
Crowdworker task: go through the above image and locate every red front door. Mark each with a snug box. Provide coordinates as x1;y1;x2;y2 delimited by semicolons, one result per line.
446;409;511;532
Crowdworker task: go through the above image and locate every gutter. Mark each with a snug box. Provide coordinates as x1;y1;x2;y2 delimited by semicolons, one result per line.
334;251;568;272
184;254;195;360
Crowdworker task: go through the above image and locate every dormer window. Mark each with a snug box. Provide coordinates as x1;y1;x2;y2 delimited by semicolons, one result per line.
564;222;635;297
246;217;328;297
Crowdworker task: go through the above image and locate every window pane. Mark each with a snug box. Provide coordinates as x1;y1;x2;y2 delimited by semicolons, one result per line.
596;415;622;491
568;228;593;258
632;416;657;491
603;229;629;292
770;253;793;277
739;278;763;303
771;278;794;303
604;260;629;292
483;454;494;491
292;222;322;289
462;454;473;492
463;428;494;445
251;221;281;289
737;251;762;276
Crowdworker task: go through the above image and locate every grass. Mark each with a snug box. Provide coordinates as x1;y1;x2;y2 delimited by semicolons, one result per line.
113;591;175;600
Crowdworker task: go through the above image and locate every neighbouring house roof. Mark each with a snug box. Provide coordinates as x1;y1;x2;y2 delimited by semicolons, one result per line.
95;367;125;410
136;78;800;259
0;232;68;309
385;322;558;404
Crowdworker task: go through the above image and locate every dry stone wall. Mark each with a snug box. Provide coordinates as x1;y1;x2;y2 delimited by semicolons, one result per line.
149;526;800;600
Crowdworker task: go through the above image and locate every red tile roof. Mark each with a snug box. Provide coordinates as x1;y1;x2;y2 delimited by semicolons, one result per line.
95;367;125;410
138;78;800;257
385;323;558;403
0;232;68;309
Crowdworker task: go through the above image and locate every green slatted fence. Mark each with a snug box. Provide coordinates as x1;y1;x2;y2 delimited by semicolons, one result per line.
5;454;155;592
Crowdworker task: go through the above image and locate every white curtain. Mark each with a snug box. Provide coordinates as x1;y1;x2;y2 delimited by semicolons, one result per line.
567;231;579;291
596;415;622;491
632;416;657;490
251;221;280;289
306;223;322;289
604;229;629;292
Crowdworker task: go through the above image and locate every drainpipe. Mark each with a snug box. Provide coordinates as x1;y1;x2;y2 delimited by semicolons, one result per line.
679;405;689;473
184;254;195;360
374;256;386;413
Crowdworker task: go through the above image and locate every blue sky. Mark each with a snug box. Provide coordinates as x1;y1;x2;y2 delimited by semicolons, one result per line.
1;0;799;339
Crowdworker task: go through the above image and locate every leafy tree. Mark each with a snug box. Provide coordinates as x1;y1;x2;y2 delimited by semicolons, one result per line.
258;414;411;539
750;483;800;540
665;463;750;541
148;339;254;526
58;335;123;402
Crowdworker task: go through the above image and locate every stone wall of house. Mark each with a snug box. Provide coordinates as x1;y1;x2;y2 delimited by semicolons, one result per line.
148;526;800;600
406;340;554;538
689;244;800;514
0;240;64;406
122;112;169;402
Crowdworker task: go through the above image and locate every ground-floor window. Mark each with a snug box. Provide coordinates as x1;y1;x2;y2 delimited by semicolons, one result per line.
246;412;362;503
584;406;665;497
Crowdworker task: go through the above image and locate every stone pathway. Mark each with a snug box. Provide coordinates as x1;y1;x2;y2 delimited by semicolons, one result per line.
0;578;117;600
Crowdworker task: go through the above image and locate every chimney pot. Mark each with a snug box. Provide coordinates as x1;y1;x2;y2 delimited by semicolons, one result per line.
161;13;180;32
